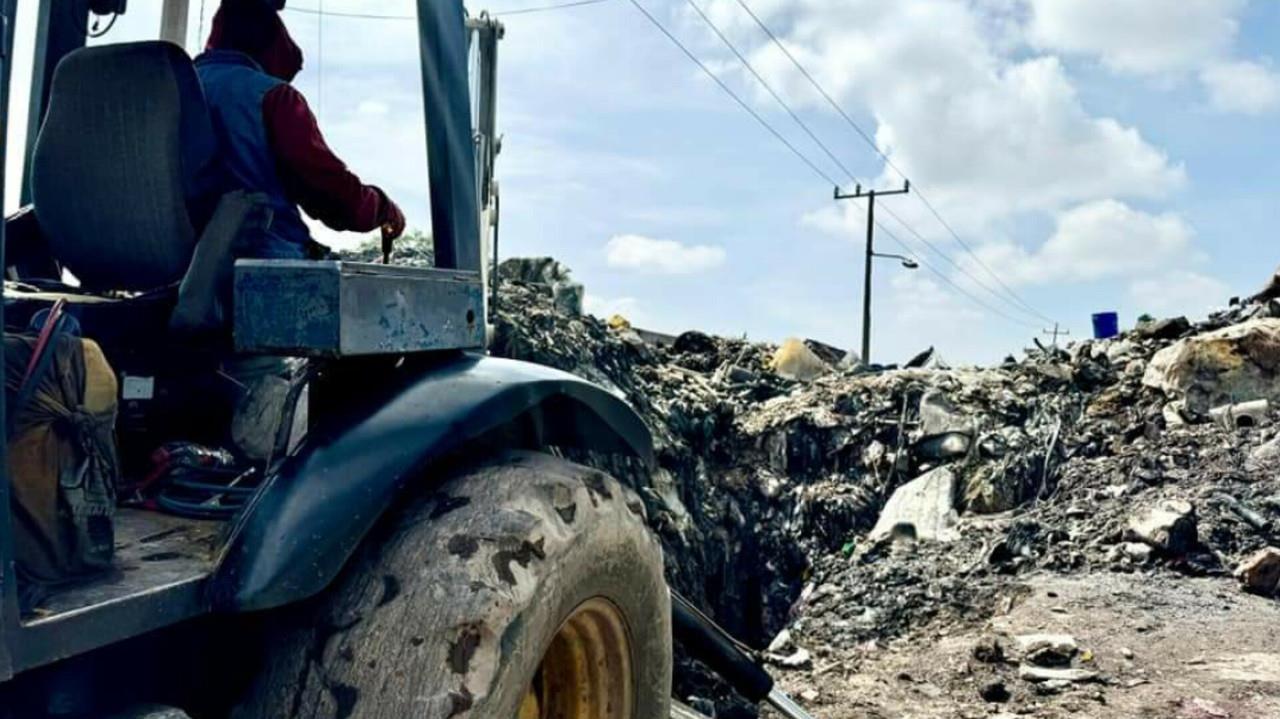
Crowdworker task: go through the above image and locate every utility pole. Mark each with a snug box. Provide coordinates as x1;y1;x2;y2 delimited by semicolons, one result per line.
1043;323;1070;347
834;180;911;365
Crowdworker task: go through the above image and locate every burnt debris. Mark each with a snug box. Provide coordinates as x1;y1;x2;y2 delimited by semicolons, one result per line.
349;240;1280;716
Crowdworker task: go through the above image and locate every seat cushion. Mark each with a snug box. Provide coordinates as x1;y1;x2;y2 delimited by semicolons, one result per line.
29;42;224;292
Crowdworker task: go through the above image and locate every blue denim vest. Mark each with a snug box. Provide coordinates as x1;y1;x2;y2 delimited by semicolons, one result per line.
194;50;311;259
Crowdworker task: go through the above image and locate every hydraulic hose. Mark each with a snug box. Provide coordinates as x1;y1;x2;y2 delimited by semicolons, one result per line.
669;590;817;719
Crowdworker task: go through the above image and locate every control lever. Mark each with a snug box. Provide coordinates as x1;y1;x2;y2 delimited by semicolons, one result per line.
670;590;818;719
381;222;395;264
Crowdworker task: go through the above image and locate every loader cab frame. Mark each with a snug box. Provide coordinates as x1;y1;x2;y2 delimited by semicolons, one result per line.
0;0;525;682
0;0;19;685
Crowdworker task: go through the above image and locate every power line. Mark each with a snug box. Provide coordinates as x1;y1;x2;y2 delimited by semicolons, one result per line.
874;201;1048;324
686;0;1049;328
833;201;1040;329
496;0;612;16
1043;323;1070;346
682;0;854;184
872;219;1041;330
284;5;412;20
284;0;611;21
288;0;1039;330
731;0;880;165
630;0;1039;332
835;181;912;363
911;187;1054;324
687;0;1049;328
625;0;839;187
731;0;1056;326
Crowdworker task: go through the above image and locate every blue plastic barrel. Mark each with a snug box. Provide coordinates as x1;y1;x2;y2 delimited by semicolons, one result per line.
1091;312;1119;339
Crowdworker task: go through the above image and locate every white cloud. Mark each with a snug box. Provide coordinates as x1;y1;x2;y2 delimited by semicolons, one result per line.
1026;0;1243;74
1035;200;1196;281
702;0;1185;233
1128;270;1231;319
1200;60;1280;115
604;234;727;275
966;199;1197;286
870;55;1183;226
1026;0;1279;115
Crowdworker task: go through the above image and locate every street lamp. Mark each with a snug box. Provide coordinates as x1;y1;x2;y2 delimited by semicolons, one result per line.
854;251;918;365
872;252;919;270
834;181;914;365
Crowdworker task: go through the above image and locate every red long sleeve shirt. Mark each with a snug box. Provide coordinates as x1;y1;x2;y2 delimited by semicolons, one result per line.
207;6;393;234
261;85;392;233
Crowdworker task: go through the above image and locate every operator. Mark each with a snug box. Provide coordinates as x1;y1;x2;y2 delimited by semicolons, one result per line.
195;0;406;259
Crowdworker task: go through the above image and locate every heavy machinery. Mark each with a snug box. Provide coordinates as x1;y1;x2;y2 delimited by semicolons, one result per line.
0;2;820;716
0;1;674;716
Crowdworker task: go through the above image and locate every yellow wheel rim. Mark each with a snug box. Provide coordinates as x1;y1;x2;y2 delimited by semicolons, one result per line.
521;597;634;719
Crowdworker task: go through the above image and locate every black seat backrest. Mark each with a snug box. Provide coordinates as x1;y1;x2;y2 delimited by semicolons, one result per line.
30;42;224;292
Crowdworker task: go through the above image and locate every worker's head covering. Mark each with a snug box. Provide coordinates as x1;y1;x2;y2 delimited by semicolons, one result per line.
206;0;303;82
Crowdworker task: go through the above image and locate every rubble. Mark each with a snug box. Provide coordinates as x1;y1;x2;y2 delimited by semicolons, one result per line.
338;229;435;267
1209;399;1269;429
475;254;1280;716
769;338;831;382
869;466;960;543
979;680;1011;703
1143;318;1280;414
768;648;812;669
497;257;585;316
1253;265;1280;302
1014;634;1079;667
765;628;794;654
1017;665;1099;684
1125;500;1198;555
1246;434;1280;472
1135;315;1191;340
915;389;973;460
1234;547;1280;596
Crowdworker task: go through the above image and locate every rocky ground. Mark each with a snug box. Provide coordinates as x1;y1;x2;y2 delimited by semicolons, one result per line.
347;238;1280;718
773;572;1280;718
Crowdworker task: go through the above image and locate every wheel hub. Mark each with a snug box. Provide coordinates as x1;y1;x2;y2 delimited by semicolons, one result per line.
522;597;635;719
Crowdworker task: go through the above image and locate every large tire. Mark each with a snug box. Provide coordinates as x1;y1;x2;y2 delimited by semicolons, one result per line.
232;451;672;719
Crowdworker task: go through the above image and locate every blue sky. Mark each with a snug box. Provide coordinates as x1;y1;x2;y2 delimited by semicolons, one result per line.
6;0;1279;364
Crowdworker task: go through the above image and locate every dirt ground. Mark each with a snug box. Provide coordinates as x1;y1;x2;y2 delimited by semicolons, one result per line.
771;572;1280;718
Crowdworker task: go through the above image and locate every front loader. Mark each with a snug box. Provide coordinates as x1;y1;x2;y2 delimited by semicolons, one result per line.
0;0;674;715
0;2;815;717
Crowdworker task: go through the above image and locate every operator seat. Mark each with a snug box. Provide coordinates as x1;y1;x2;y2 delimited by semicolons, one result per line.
10;43;275;474
11;41;264;348
29;41;226;292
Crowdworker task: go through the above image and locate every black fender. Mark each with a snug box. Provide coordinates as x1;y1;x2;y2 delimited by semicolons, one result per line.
208;352;652;612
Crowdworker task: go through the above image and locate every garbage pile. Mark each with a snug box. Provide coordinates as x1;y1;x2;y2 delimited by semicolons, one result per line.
489;259;1280;715
349;238;1280;715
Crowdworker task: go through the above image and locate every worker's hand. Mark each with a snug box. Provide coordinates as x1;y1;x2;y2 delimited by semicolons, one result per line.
381;198;406;242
